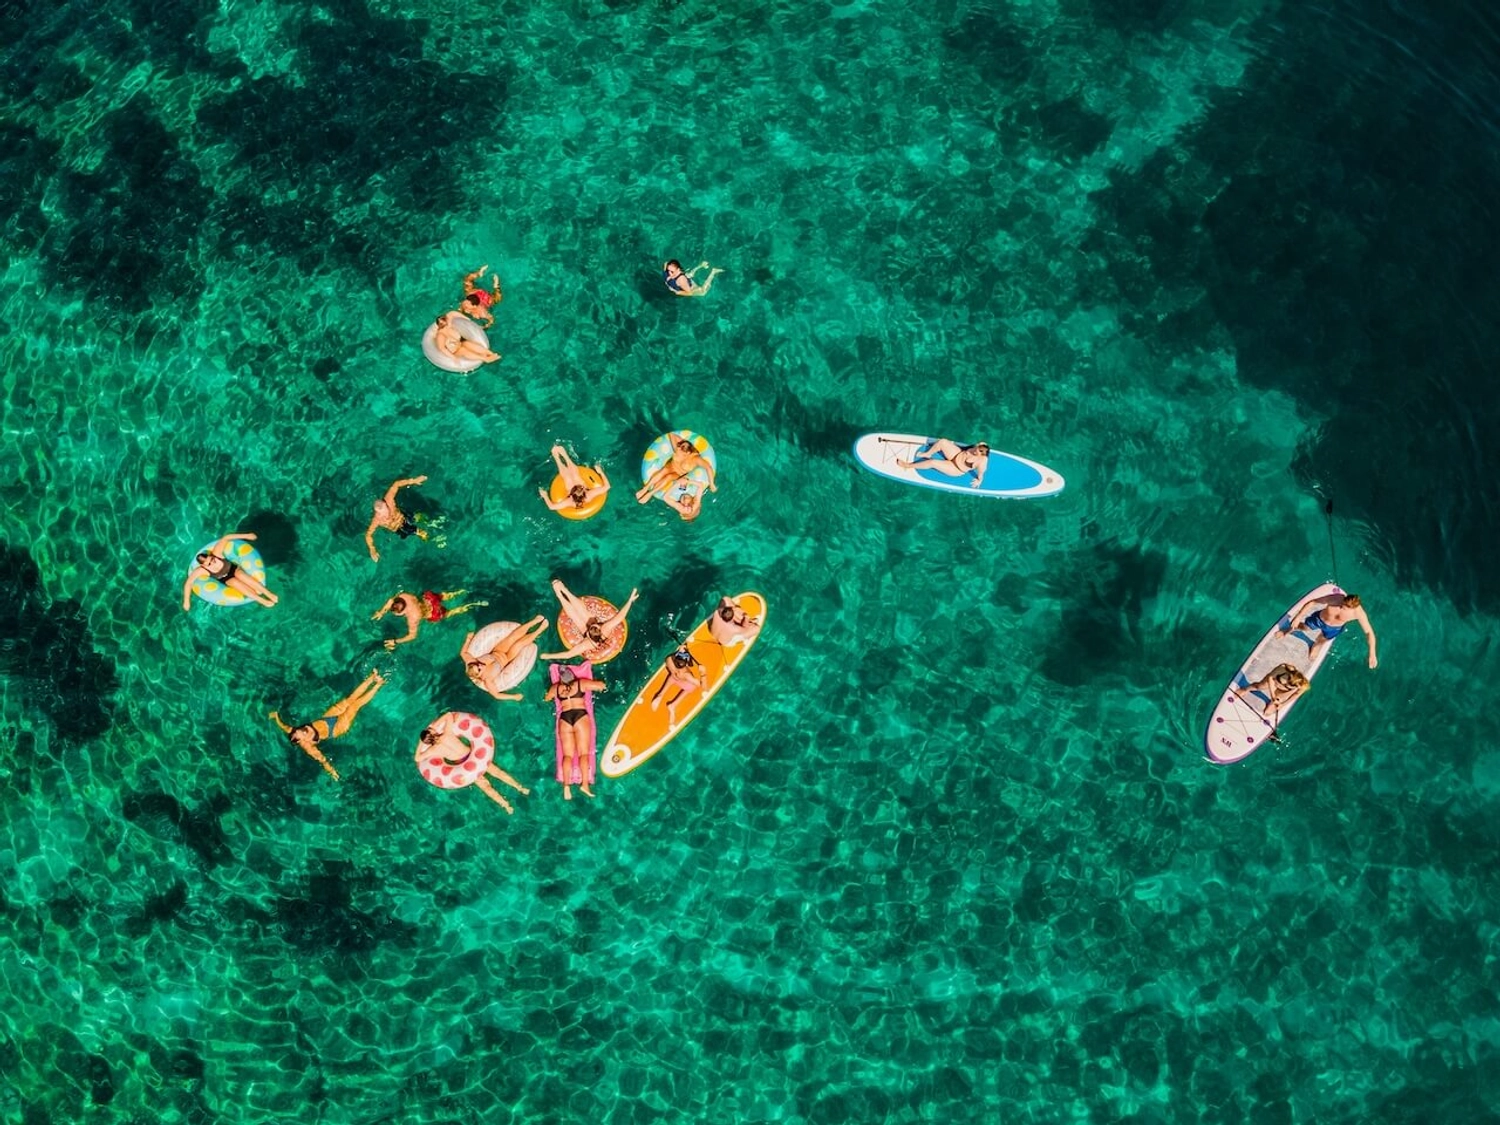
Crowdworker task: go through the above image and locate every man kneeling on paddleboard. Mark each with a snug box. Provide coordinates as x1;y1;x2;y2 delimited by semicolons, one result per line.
897;439;990;488
1282;592;1379;669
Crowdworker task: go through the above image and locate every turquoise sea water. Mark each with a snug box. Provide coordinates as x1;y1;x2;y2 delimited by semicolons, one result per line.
4;0;1500;1121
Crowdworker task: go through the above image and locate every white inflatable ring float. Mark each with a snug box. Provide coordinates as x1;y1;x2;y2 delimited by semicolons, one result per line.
466;621;539;693
421;311;490;373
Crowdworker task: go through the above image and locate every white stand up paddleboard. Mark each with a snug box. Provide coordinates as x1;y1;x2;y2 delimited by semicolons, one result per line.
1204;582;1344;764
852;433;1064;498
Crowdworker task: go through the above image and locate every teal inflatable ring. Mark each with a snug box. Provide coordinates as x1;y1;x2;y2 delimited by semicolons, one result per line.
640;430;716;503
191;539;267;607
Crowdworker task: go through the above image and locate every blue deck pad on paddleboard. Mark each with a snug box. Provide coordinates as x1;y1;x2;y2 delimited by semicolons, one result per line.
851;432;1065;499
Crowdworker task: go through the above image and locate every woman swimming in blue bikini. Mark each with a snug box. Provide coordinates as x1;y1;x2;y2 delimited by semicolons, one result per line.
1283;592;1379;669
662;259;724;297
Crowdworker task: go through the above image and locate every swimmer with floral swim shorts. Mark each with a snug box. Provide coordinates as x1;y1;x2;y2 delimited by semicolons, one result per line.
460;264;504;327
364;475;438;562
374;589;488;649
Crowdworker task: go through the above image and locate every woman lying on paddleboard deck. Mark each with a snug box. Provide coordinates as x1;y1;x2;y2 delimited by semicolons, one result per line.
898;439;990;487
853;433;1065;499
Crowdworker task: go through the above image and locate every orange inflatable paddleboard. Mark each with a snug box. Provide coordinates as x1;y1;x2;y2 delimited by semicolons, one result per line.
600;592;766;778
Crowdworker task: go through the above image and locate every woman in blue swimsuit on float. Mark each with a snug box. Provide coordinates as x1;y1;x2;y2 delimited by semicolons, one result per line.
1282;592;1379;669
662;259;724;297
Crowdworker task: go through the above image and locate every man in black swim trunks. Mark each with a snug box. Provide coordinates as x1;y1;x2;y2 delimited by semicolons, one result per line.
364;474;430;562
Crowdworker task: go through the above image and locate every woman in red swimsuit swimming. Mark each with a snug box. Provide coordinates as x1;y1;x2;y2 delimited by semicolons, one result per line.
373;589;488;649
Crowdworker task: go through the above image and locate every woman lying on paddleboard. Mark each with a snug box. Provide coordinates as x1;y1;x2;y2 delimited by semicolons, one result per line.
650;647;708;728
897;439;990;488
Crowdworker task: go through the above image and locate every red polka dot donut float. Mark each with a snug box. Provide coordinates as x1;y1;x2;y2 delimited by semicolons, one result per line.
415;711;494;789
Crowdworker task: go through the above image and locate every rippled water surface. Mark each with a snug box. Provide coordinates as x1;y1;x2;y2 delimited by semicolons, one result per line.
3;0;1499;1121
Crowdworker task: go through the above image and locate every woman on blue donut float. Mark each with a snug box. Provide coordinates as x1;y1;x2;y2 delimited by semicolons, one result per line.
182;533;278;612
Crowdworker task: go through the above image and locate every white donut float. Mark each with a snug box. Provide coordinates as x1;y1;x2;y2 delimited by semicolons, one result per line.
421;311;490;373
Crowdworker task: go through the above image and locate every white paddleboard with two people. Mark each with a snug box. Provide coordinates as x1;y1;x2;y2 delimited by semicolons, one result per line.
852;432;1065;498
1205;583;1379;764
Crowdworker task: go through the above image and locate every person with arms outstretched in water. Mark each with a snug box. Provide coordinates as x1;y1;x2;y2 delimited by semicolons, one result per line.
459;264;503;327
374;589;488;649
269;671;387;781
1283;591;1378;669
182;533;279;611
540;579;639;660
898;440;991;488
364;475;437;561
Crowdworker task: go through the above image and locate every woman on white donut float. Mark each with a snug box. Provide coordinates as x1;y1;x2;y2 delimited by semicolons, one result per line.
432;312;501;366
462;616;548;700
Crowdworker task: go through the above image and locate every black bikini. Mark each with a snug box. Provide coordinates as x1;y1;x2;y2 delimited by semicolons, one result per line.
559;708;588;726
206;555;239;583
